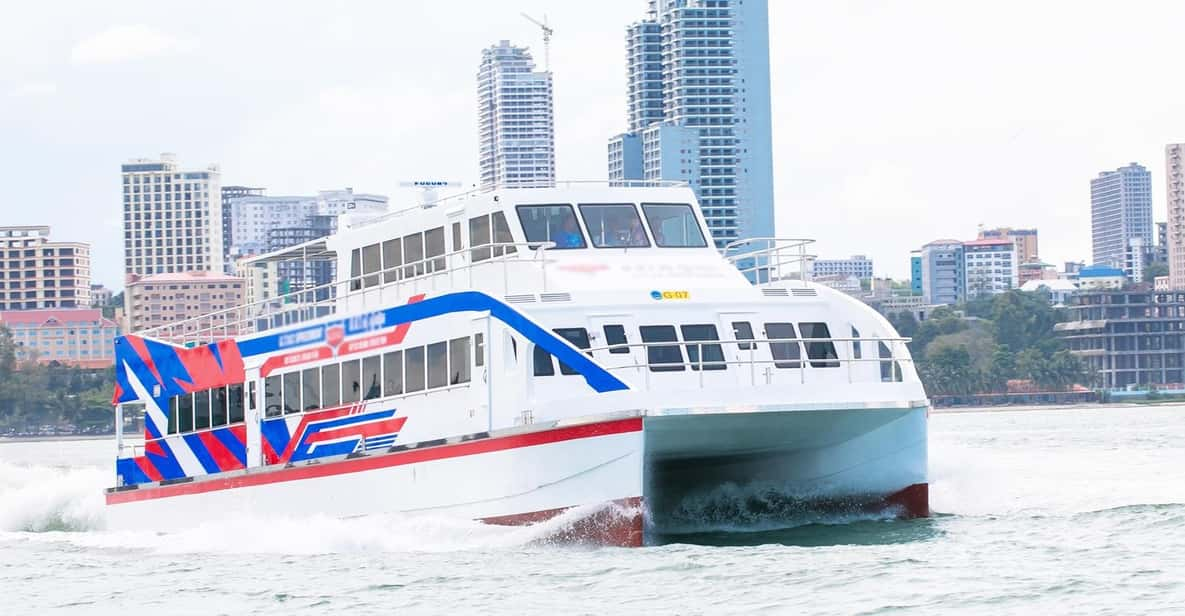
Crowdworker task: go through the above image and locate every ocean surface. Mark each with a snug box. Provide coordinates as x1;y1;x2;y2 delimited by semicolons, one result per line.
1;405;1183;615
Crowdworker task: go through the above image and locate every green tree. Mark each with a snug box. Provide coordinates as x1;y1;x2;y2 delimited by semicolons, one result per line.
888;310;919;339
1146;262;1169;280
990;290;1060;353
919;345;982;395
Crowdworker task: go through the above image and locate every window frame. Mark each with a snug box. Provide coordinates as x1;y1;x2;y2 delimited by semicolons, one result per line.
640;202;709;248
514;204;588;250
576;203;650;249
639;325;685;372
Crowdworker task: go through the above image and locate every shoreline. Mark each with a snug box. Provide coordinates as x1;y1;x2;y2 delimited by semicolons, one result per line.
0;434;116;444
932;400;1185;414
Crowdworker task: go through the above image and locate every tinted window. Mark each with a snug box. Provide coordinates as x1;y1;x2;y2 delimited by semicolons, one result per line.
425;227;446;273
492;212;516;256
533;344;555;376
321;364;341;408
195;390;211;430
474;333;485;367
283;372;301;414
450;337;471;384
342;359;361;402
405;347;426;392
403;233;424;278
799;322;840;368
642;203;708;247
516;204;586;249
578;204;648;248
168;397;179;434
362;243;381;288
851;326;862;360
879;341;901;382
178;393;194;431
382;238;401;284
350;249;361;291
553;327;591;375
264;375;282;417
302;367;320;410
765;323;802;369
469;215;492;261
732;321;756;351
681;324;726;371
427;342;448;389
640;325;684;372
211;387;229;427
362;355;382;399
384;350;403;396
228;383;245;424
604;324;629;354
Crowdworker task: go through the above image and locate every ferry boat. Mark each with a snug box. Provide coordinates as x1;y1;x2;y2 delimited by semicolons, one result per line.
106;181;929;546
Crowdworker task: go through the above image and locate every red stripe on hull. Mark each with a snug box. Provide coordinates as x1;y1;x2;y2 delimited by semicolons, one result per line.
480;497;644;548
107;417;643;505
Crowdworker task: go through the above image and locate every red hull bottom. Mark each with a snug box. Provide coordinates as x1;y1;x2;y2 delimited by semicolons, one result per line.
480;497;645;547
479;484;928;548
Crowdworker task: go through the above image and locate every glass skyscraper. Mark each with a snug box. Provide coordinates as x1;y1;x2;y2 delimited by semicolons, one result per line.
608;0;774;250
1090;163;1153;268
477;41;556;189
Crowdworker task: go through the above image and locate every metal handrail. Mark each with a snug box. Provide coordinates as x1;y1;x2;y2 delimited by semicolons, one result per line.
352;179;690;230
134;241;556;345
720;237;819;286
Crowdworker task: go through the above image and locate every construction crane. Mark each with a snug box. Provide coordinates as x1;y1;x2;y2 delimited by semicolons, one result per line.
520;12;554;71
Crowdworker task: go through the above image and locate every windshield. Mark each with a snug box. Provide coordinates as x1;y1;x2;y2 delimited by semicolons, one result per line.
641;203;707;248
515;204;587;249
578;203;650;248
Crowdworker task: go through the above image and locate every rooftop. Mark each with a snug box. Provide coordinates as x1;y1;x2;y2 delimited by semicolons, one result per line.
128;271;245;284
0;308;116;327
1078;265;1126;278
963;238;1014;247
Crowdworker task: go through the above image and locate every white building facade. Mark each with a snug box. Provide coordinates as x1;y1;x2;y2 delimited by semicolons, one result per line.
122;153;223;278
963;238;1018;298
477;41;555;189
1091;162;1153;268
811;255;874;281
1167;144;1185;289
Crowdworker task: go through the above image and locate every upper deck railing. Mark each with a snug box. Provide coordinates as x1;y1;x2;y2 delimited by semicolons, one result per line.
133;242;555;346
722;237;818;286
348;179;690;233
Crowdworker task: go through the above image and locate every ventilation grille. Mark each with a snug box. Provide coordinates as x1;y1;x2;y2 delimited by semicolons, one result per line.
504;294;536;304
790;288;818;297
540;292;572;303
761;288;789;297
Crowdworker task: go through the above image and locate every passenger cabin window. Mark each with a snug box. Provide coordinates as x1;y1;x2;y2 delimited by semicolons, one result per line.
194;390;211;430
533;344;556;376
516;204;586;249
403;233;424;278
382;239;401;284
362;355;382;399
578;204;649;248
342;359;361;402
321;364;341;407
425;227;446;273
553;327;591;375
642;203;708;248
264;375;282;417
282;372;301;413
603;324;630;354
302;367;320;411
681;324;726;371
799;322;840;368
383;350;403;396
450;337;471;384
732;321;756;351
405;347;426;392
349;250;362;291
474;333;485;367
879;341;902;382
426;342;448;389
765;323;803;369
469;214;491;261
212;387;229;426
640;325;685;372
362;244;381;288
851;326;862;360
229;383;245;423
178;392;194;431
492;212;516;256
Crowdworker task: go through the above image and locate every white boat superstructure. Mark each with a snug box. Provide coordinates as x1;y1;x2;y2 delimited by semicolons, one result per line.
106;181;928;545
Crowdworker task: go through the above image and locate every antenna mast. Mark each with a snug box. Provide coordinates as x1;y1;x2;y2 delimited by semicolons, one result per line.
520;12;554;71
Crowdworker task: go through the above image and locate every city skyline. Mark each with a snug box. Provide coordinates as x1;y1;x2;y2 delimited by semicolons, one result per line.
4;1;1185;288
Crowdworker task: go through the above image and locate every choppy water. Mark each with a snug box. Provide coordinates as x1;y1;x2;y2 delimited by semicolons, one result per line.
1;406;1183;615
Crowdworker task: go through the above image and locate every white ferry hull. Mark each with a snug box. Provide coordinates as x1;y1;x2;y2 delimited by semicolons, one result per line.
107;408;927;546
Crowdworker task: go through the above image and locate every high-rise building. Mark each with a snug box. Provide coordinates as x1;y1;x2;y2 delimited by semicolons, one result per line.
919;240;965;305
1091;163;1153;268
124;271;245;337
977;227;1038;263
477;41;555;189
0;225;91;310
221;185;265;273
122;153;223;278
608;0;774;250
226;188;388;295
1166;145;1185;289
963;238;1018;298
1156;221;1169;267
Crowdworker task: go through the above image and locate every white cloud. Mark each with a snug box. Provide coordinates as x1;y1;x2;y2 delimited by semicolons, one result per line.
70;24;196;65
7;81;56;97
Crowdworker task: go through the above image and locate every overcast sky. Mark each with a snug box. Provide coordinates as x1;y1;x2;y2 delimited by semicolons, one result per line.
3;0;1185;289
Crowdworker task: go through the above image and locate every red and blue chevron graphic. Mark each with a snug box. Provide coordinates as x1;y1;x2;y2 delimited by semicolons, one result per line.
261;404;407;464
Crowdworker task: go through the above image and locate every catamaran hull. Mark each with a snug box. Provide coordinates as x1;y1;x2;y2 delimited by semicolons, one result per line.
106;408;928;546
